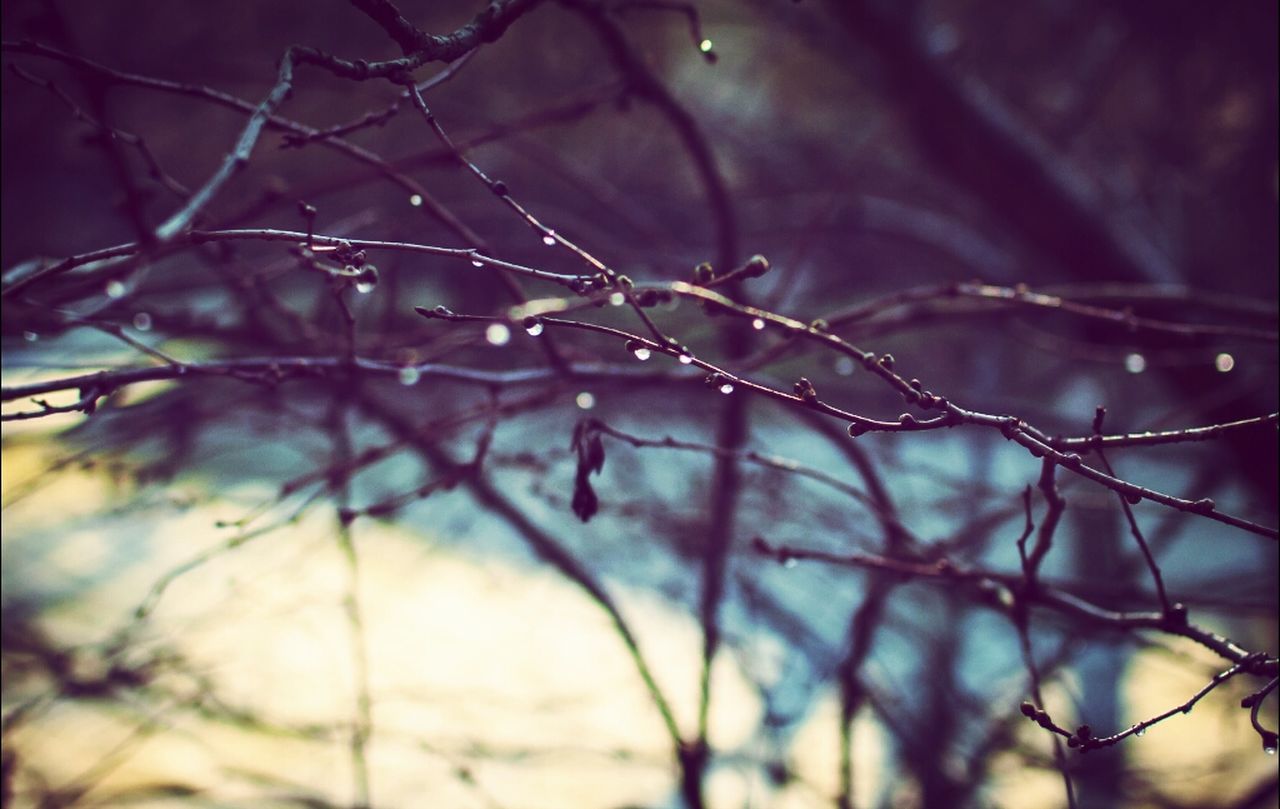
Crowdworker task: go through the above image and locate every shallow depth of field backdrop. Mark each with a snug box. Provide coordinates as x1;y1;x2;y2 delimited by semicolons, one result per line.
1;1;1277;808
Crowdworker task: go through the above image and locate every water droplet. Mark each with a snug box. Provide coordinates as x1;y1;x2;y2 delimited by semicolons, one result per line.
575;392;596;410
471;258;484;268
751;318;766;330
132;312;152;331
699;38;713;53
834;356;856;376
22;331;38;342
398;366;421;386
1214;353;1235;373
1265;746;1277;756
782;557;797;569
1124;353;1146;374
719;382;734;395
1135;727;1147;737
409;194;423;207
609;292;625;306
485;323;511;346
632;346;651;361
105;280;126;299
354;266;379;294
542;231;557;246
524;320;544;337
678;353;694;365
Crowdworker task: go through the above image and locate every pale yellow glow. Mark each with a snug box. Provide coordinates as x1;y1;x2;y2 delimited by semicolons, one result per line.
1;439;766;806
4;436;1268;807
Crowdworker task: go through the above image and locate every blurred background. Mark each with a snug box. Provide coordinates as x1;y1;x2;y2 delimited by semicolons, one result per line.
2;1;1277;807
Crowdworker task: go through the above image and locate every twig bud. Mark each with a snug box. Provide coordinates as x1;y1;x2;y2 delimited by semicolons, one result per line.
743;254;770;278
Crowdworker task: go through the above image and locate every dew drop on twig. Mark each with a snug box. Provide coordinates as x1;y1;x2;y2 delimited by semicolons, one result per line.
408;194;423;207
575;392;596;410
625;339;651;361
106;280;126;299
398;366;421;386
678;353;693;365
524;319;544;337
542;231;557;246
609;292;626;306
719;382;734;395
354;267;379;294
132;312;152;331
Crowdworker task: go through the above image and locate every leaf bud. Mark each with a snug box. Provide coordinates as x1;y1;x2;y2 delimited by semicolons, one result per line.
1191;498;1216;513
743;254;770;278
793;377;818;403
